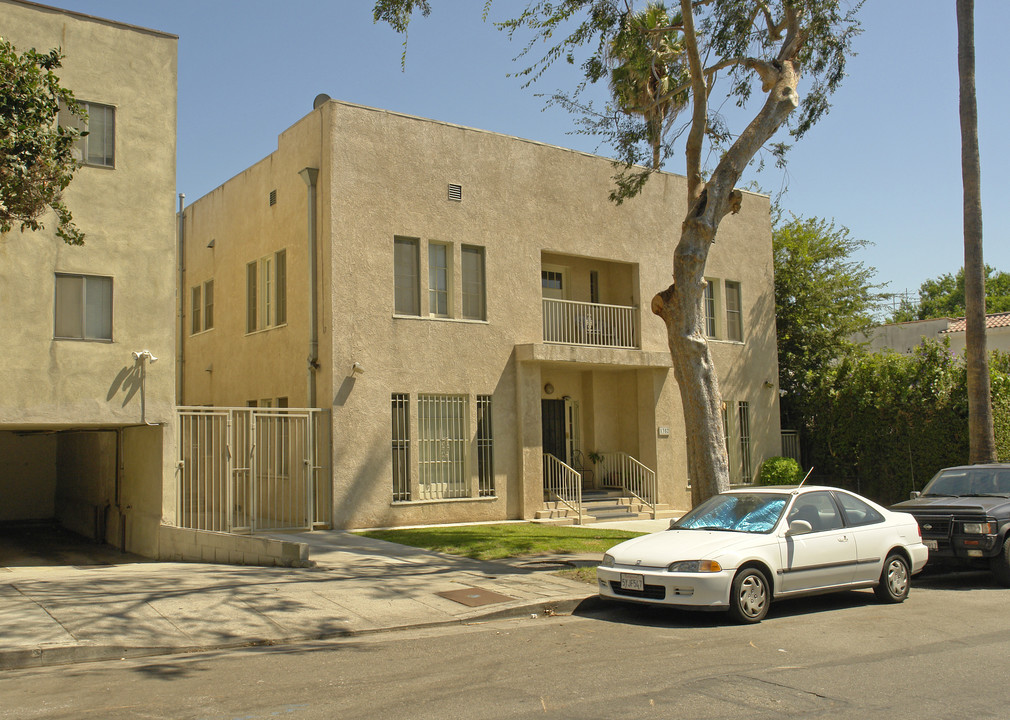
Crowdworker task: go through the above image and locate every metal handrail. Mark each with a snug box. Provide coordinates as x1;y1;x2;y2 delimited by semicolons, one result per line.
598;451;657;518
543;453;583;525
542;298;637;348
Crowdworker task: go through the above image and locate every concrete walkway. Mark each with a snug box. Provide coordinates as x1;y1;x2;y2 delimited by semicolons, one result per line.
0;519;669;671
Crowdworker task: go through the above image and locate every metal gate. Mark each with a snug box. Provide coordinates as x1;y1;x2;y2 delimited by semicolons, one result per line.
177;407;330;533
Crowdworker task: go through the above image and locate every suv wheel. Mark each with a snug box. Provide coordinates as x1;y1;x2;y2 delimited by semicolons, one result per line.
991;537;1010;587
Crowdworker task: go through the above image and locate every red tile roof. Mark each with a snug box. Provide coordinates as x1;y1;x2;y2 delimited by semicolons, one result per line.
942;311;1010;333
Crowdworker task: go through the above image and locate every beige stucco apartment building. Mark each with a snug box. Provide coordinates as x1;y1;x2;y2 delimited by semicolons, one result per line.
0;0;177;557
179;98;783;530
859;312;1010;356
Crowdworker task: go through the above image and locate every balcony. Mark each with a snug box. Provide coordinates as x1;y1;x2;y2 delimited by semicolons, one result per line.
542;297;638;349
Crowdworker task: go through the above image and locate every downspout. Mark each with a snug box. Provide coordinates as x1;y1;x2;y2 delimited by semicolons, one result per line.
176;193;186;405
299;168;320;408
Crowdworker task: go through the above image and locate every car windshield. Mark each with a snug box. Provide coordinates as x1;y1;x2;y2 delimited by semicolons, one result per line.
672;493;788;534
922;468;1010;497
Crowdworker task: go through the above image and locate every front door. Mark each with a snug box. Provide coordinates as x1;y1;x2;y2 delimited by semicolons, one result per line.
541;399;567;462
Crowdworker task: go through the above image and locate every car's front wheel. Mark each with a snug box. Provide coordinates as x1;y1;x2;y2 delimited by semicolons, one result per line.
873;553;910;603
728;567;769;623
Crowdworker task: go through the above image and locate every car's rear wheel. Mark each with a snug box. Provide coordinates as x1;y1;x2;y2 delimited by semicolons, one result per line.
728;567;769;623
990;537;1010;587
874;553;910;603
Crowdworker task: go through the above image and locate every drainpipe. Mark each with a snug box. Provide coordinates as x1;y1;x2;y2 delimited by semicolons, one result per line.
176;193;186;405
299;167;320;408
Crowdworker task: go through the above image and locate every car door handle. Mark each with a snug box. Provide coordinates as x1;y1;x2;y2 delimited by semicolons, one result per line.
838;536;849;543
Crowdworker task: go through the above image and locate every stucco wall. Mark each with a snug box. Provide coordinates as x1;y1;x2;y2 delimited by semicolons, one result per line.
858;320;1010;358
0;1;178;429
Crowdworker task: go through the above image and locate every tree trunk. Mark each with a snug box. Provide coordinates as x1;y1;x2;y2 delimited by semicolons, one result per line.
957;0;997;463
653;41;800;502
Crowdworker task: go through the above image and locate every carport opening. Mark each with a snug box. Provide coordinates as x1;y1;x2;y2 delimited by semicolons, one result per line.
0;428;147;568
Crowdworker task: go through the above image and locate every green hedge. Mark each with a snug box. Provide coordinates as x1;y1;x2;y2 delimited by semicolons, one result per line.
803;342;1010;506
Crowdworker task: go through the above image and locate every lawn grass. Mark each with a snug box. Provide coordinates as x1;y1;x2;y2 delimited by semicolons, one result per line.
555;566;599;584
355;523;643;562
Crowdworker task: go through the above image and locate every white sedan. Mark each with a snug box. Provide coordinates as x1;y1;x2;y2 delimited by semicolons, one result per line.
597;485;928;623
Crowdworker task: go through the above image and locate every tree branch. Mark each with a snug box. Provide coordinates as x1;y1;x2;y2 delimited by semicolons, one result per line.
679;0;708;205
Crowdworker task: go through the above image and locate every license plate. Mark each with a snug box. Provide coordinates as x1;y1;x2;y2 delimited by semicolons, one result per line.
620;573;645;592
924;539;938;550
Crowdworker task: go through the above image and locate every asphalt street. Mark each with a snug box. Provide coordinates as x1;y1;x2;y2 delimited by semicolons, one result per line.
1;569;1007;720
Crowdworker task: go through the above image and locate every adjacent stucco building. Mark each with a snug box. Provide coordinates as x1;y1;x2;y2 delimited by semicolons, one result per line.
0;0;177;556
859;312;1010;356
179;98;783;530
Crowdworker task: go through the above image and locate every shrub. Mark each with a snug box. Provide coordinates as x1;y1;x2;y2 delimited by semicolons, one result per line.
758;456;803;485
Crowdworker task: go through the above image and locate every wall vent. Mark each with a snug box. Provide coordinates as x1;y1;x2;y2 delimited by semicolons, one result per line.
447;184;462;202
269;189;277;206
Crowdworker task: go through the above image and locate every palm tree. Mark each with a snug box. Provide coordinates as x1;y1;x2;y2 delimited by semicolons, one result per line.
957;0;997;463
608;3;688;169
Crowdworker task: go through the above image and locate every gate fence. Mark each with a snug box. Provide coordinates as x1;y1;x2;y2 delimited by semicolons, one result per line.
177;407;330;533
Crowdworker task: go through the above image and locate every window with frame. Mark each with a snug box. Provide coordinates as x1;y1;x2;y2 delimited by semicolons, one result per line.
461;245;486;321
725;281;742;342
703;280;717;338
394;237;420;315
418;394;468;500
391;394;411;501
246;250;286;332
542;270;563;294
476;395;495;497
833;491;885;527
428;243;450;317
190;280;214;334
787;491;844;533
59;100;115;168
738;401;752;483
54;273;112;340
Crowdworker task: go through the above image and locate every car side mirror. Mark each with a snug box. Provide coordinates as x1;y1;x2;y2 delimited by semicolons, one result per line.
786;520;812;536
909;491;921;500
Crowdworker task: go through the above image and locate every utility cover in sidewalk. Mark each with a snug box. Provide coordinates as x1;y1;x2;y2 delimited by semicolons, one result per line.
437;587;514;607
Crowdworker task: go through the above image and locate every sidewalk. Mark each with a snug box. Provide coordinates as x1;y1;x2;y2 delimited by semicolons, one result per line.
0;520;667;671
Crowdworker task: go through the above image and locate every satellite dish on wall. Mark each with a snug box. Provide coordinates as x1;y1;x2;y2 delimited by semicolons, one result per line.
313;93;331;110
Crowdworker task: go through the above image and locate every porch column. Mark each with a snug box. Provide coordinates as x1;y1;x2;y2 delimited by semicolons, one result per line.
515;359;544;519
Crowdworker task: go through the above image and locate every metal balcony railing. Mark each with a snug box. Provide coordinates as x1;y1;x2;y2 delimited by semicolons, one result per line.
542;298;637;349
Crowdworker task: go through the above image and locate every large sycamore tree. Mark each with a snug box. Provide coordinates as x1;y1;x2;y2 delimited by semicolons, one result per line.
376;0;861;504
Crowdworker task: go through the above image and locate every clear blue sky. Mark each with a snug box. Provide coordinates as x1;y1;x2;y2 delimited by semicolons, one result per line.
45;0;1010;303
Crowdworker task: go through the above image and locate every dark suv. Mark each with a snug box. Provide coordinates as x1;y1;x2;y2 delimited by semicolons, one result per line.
892;464;1010;585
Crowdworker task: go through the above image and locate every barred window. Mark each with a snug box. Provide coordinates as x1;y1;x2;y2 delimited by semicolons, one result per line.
476;395;495;497
391;394;410;502
418;394;468;500
738;401;752;483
